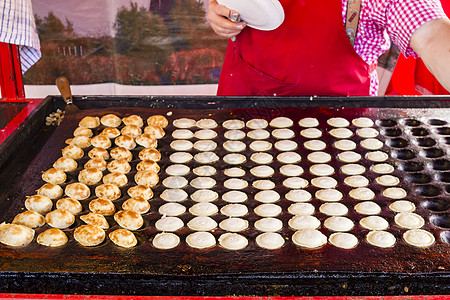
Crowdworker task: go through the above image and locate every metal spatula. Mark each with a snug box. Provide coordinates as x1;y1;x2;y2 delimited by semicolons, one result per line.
55;76;79;114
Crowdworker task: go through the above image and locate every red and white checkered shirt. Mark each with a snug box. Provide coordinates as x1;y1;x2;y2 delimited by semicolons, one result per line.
341;0;448;95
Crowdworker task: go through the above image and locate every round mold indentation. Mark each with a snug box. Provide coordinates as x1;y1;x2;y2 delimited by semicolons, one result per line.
428;119;447;126
377;119;397;127
398;161;424;172
421;198;450;212
430;214;450;229
439;137;450;145
381;128;402;137
405;173;432;184
415;137;436;147
436;172;450;183
391;149;416;160
420;148;445;159
440;231;450;244
434;127;450;136
429;159;450;171
414;185;442;197
387;138;409;148
402;119;422;127
409;127;429;136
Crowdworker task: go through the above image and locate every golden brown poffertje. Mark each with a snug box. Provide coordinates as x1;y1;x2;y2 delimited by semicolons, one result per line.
109;229;137;248
73;224;105;247
37;228;68;247
147;115;168;128
12;211;45;228
0;223;35;247
100;114;122;128
79;116;100;128
80;212;109;229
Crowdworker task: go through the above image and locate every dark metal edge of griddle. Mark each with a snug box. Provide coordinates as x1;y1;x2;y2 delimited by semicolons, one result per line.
66;95;450;110
0;270;448;296
0;98;54;169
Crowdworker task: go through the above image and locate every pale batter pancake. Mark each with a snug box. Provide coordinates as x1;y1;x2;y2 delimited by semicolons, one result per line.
173;118;196;128
224;167;246;177
323;216;354;232
254;217;283;232
288;203;316;215
382;187;407;199
220;204;248;217
349;187;375;200
370;163;394;174
269;116;293;128
255;190;281;203
166;164;190;176
366;230;396;248
277;152;302;164
250;165;275;178
360;216;389;230
153;232;180;249
329;128;353;139
186;232;216;249
340;164;366;175
223;140;246;152
272;128;295;139
222;191;248;203
158;202;186;216
274;140;298;151
319;202;348;216
298;117;319;128
352;117;374;127
254;204;282;217
394;212;425;229
315;189;343;202
218;233;248;250
300;128;322;139
247;129;270;140
170;140;193;151
187;216;217;231
285;189;312;202
219;217;249;232
223;119;245;130
327;117;349;127
288;215;321;230
303;140;327;151
344;175;370;187
311;177;338;189
155;216;184;232
224;129;246;140
194;152;220;164
191;189;219;202
279;164;304;177
292;229;327;249
366;151;389;162
255;232;285;250
329;232;359;249
389;200;416;213
249;140;273;151
283;177;309;189
403;229;435;248
193;165;217;176
310;164;334;176
307;151;331;163
354;201;382;215
160;189;188;202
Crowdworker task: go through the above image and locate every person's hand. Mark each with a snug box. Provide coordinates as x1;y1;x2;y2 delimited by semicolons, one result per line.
208;0;246;39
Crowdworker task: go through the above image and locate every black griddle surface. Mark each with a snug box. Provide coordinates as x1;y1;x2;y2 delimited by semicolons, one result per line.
0;96;449;296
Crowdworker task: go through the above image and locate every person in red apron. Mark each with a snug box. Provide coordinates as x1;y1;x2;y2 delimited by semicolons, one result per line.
208;0;450;97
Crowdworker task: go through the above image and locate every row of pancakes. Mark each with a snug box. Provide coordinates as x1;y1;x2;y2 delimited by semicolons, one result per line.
0;114;168;248
153;116;435;250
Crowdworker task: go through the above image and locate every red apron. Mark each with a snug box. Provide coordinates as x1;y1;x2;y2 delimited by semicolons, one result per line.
217;0;371;96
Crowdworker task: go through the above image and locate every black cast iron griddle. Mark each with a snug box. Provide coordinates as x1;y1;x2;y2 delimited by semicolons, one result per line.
0;97;449;296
